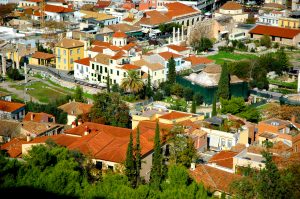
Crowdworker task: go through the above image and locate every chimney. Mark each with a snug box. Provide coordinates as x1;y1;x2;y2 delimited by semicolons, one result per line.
84;126;89;136
78;119;83;126
71;121;76;128
291;115;296;123
26;134;31;142
31;113;34;121
190;163;195;171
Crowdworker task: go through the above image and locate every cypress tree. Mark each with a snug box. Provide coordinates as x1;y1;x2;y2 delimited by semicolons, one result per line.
191;96;196;113
107;71;110;93
217;63;230;100
212;95;217;117
167;57;176;84
145;70;153;98
150;122;162;188
125;132;135;187
135;127;142;186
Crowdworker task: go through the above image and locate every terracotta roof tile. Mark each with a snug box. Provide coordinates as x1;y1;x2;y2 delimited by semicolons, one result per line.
58;101;93;116
31;51;55;60
220;1;242;10
167;44;189;52
138;10;171;26
0;100;25;112
190;164;242;193
21;121;62;136
56;38;84;49
95;0;111;8
45;4;73;13
74;57;91;66
165;2;200;19
1;138;27;158
208;151;238;169
23;112;55;123
92;40;111;47
133;59;164;71
111;50;125;60
158;51;181;60
249;25;300;39
91;53;112;65
122;64;140;70
113;31;127;38
184;56;213;66
159;111;191;120
89;46;106;53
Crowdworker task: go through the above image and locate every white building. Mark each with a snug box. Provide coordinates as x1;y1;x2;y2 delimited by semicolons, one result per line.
258;10;285;26
214;1;248;23
32;4;75;22
74;57;91;81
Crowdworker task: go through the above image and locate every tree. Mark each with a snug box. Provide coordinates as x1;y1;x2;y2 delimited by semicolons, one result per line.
106;72;110;93
167;57;176;84
170;83;184;97
125;132;136;187
220;97;246;115
111;84;120;93
260;35;271;48
212;95;217;116
275;49;290;74
135;127;142;186
90;93;130;127
196;37;213;52
194;93;203;106
150;122;162;188
246;17;256;24
145;71;153;98
217;63;230;100
121;70;144;94
183;87;194;101
6;68;23;80
74;86;85;103
191;96;196;114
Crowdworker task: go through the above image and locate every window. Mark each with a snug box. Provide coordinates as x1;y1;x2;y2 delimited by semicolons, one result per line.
154;72;156;76
108;165;113;170
110;60;113;64
96;65;99;71
86;67;88;72
57;48;61;56
100;66;102;73
228;140;232;148
124;72;126;77
78;57;80;60
64;50;66;55
221;139;226;147
58;57;61;63
117;71;119;76
70;50;73;55
70;58;73;64
110;69;113;74
162;70;164;74
92;64;94;70
105;67;107;73
64;59;66;64
77;48;80;54
114;80;116;84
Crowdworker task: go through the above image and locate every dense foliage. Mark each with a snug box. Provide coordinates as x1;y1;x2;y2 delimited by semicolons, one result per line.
194;37;213;52
167;57;176;84
90;92;130;127
0;143;210;198
217;63;230;100
230;151;300;199
158;23;182;34
7;68;24;80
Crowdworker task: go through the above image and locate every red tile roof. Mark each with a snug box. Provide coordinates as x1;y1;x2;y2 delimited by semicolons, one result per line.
45;4;74;13
58;101;93;116
31;51;55;60
95;0;111;8
89;46;106;53
167;44;189;52
74;57;91;66
23;112;55;123
208;151;238;169
113;31;127;38
122;64;140;70
111;50;125;59
92;40;111;47
138;10;171;26
165;2;200;19
158;51;181;60
190;164;242;193
249;25;300;39
1;138;27;158
0;100;25;112
184;56;213;66
27;0;42;2
159;111;191;120
220;1;242;10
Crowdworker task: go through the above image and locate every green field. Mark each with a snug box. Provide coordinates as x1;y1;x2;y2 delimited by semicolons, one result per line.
12;81;73;103
208;52;258;64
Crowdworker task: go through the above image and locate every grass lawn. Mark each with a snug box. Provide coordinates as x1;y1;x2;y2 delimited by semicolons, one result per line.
208;52;258;64
0;86;24;102
12;81;71;103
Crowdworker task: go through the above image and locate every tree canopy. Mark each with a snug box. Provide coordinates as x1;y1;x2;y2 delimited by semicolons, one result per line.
167;57;176;84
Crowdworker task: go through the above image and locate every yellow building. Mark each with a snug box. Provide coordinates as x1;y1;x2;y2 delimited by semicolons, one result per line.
29;51;55;67
55;38;84;71
278;17;300;29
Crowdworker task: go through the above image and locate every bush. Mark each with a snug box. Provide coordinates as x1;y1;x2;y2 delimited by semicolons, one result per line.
273;42;279;49
122;94;136;102
159;82;172;97
154;91;163;101
260;35;271;48
183;87;194;101
194;93;204;105
7;68;24;80
218;46;235;52
170;84;184;97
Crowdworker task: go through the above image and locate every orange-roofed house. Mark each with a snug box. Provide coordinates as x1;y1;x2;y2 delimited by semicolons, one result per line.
159;111;204;124
249;25;300;46
183;55;214;72
74;57;91;81
215;1;248;23
23;112;55;123
0;100;25;120
207;150;238;172
111;31;128;47
190;164;242;197
58;101;93;125
29;51;55;67
256;118;300;147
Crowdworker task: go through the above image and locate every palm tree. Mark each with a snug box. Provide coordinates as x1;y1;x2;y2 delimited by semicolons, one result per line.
121;70;144;94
